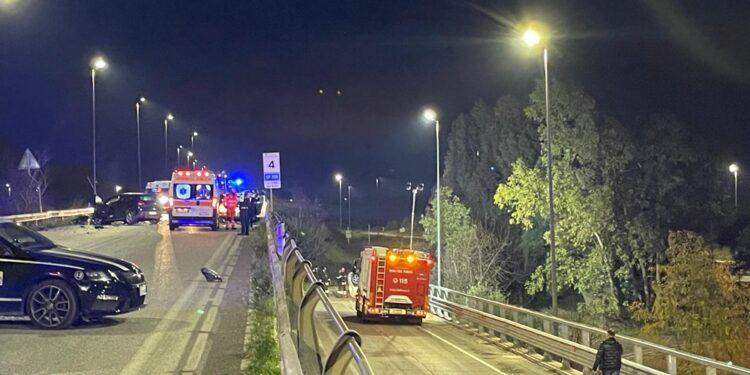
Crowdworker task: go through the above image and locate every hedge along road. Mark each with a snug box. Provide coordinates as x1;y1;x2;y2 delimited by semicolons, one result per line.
0;222;255;375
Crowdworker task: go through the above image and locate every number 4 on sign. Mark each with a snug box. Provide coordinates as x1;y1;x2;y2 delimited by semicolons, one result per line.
268;161;274;168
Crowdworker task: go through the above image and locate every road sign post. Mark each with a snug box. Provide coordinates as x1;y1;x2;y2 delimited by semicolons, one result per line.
263;152;281;211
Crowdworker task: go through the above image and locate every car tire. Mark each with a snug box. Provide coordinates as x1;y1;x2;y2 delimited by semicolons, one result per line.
27;279;79;330
169;223;177;231
125;210;137;225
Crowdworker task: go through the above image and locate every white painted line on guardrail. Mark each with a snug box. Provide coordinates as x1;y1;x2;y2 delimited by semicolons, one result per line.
418;326;510;375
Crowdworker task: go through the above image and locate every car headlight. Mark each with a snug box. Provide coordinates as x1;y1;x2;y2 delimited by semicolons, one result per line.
85;270;119;282
158;195;169;205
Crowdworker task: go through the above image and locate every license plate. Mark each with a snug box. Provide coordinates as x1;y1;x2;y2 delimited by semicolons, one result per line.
139;284;147;296
389;308;406;315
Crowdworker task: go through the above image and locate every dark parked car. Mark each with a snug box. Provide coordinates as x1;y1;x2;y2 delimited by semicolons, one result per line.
94;193;161;225
0;221;147;329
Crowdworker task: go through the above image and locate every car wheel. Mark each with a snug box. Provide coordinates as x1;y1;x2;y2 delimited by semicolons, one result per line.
125;210;137;225
169;223;177;231
27;279;79;330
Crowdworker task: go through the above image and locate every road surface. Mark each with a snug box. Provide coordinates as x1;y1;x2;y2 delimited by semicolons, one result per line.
318;296;562;374
0;222;254;375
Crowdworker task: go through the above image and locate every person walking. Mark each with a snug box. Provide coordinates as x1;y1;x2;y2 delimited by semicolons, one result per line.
239;191;251;235
223;188;238;230
248;190;259;228
593;329;623;375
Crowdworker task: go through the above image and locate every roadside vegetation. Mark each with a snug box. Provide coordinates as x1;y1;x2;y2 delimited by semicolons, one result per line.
244;227;280;375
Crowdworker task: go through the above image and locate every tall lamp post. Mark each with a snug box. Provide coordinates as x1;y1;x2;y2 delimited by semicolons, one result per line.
335;173;343;229
523;26;558;315
423;108;442;287
5;183;10;198
163;113;174;175
347;185;352;229
90;56;108;197
191;131;198;154
730;163;740;211
176;146;183;168
135;96;146;189
406;182;424;250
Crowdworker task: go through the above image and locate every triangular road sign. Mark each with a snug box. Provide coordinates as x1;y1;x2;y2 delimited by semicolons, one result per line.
18;149;40;171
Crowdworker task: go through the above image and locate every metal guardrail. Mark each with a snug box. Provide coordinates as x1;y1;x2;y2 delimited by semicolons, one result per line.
0;208;93;224
267;214;373;375
430;285;750;375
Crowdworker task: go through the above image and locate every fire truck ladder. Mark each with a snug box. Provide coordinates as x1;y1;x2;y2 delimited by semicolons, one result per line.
375;256;386;307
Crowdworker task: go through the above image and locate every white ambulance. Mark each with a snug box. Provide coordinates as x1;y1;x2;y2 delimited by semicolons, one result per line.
168;169;219;231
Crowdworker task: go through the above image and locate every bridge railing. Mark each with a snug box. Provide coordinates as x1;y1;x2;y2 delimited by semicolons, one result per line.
1;208;93;226
429;285;750;375
266;213;373;375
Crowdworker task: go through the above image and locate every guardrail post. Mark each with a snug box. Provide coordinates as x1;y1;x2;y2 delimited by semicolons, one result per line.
667;354;677;375
323;330;363;375
581;330;591;347
705;367;717;375
298;281;325;375
542;320;552;361
634;345;643;364
559;324;571;369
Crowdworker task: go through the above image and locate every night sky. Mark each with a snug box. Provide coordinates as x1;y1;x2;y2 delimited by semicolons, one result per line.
1;0;749;218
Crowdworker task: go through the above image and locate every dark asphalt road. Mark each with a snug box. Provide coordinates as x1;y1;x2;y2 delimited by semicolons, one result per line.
0;222;253;375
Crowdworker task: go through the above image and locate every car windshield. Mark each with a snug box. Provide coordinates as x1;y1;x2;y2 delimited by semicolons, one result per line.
0;223;56;251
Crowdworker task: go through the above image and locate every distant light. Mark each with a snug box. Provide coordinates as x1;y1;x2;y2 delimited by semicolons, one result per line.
423;108;437;121
289;198;294;203
730;163;739;174
115;185;122;193
318;89;324;95
188;151;193;157
490;166;496;171
92;56;108;70
334;173;343;182
139;96;146;103
235;178;243;185
4;183;9;188
167;113;174;120
193;131;198;137
522;29;541;46
178;145;183;150
336;90;342;96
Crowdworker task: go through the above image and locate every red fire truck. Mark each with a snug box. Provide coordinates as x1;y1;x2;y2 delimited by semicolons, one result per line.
354;246;434;324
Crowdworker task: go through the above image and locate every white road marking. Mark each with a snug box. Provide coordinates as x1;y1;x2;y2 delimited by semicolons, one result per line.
200;306;218;333
418;326;510;375
183;332;209;372
120;234;234;375
211;289;225;306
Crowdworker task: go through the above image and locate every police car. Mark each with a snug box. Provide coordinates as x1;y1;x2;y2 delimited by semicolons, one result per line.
0;222;147;329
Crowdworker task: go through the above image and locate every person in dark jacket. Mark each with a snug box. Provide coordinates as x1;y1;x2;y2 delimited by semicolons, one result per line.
593;329;623;375
238;191;251;235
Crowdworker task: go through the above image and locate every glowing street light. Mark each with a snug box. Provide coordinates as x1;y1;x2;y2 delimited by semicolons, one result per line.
187;151;193;166
191;131;199;154
522;23;558;315
115;185;122;193
423;107;442;287
406;182;425;250
334;173;344;229
164;113;174;175
4;183;10;198
90;55;108;198
730;163;740;211
176;145;183;168
135;96;147;189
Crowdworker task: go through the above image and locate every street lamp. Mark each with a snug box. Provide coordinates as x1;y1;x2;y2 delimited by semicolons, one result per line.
335;173;343;229
164;113;174;175
348;185;352;229
115;185;122;193
730;163;740;211
406;182;425;250
90;56;108;197
523;24;558;315
191;131;198;154
423;107;442;287
4;183;10;198
135;96;146;189
187;151;193;167
176;145;183;168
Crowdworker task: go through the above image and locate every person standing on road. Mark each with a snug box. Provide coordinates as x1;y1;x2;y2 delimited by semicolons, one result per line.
223;188;238;230
248;191;259;228
239;191;251;235
593;329;623;375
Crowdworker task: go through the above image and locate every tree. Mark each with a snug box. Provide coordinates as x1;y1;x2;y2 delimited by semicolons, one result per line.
632;231;750;372
420;187;511;299
274;191;342;262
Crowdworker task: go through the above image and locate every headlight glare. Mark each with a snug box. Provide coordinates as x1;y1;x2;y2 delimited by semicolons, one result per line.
85;270;111;282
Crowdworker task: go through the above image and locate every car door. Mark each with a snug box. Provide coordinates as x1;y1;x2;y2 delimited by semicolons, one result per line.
0;239;28;315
